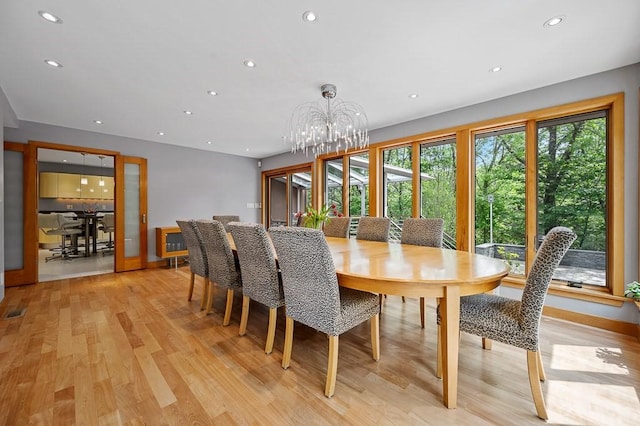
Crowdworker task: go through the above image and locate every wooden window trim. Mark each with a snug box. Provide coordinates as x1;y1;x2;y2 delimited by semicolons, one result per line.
311;93;625;300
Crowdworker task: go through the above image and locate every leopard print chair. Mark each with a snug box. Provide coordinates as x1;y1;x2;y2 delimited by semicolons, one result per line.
323;216;352;238
212;215;240;232
355;217;390;242
400;218;445;328
444;226;576;420
228;222;285;354
176;219;209;310
269;226;380;397
194;219;243;325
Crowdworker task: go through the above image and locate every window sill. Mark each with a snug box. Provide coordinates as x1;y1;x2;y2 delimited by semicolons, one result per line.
501;275;626;307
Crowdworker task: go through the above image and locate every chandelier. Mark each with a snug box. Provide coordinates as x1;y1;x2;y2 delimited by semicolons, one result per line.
284;84;369;156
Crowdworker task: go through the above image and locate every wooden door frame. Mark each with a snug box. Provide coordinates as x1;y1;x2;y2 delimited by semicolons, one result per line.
114;155;148;272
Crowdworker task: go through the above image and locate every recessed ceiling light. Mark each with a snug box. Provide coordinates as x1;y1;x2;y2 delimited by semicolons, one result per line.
243;60;256;68
408;93;419;99
94;120;103;125
44;59;62;68
158;132;165;136
302;11;317;23
245;148;250;152
207;141;213;145
490;66;502;73
62;159;67;163
207;90;218;96
544;15;565;28
38;10;63;24
184;110;193;115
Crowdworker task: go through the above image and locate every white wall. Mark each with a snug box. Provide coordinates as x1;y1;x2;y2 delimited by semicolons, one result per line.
4;122;262;262
261;63;640;325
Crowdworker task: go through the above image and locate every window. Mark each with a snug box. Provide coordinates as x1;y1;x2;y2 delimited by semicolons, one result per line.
382;146;412;222
314;93;623;296
474;127;526;275
325;158;343;214
348;153;369;217
263;164;313;228
537;112;607;286
290;171;312;224
421;138;457;246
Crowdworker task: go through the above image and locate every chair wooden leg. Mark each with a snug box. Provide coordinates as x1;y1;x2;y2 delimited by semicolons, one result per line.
482;338;492;350
537;350;546;382
527;350;549;420
206;280;214;314
265;308;277;354
282;316;294;369
420;297;425;329
370;314;380;361
401;296;406;303
222;289;234;326
188;272;195;301
436;323;442;379
201;278;209;311
325;335;339;398
239;295;250;336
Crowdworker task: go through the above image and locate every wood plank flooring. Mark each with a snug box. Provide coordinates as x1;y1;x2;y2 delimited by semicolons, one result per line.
1;267;639;425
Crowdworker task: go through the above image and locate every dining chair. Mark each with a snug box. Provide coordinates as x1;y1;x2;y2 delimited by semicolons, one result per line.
195;219;243;325
38;213;83;262
269;226;380;397
323;217;352;238
438;226;576;420
228;222;285;354
400;217;445;328
355;217;391;309
355;217;390;242
176;219;209;309
98;213;115;255
212;215;240;232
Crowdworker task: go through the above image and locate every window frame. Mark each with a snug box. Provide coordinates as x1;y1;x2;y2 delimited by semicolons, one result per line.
312;93;624;301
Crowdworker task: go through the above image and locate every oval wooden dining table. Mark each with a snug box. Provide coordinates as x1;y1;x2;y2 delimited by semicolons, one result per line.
324;236;509;409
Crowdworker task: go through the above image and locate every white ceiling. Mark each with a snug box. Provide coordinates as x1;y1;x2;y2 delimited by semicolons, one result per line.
2;1;639;159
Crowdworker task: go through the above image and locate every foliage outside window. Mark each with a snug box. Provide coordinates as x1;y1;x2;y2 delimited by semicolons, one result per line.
421;138;457;243
474;127;526;275
537;112;607;285
313;94;623;295
383;146;412;221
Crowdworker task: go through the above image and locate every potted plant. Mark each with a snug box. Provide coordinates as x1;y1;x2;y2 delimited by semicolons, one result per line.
624;281;640;301
300;204;342;229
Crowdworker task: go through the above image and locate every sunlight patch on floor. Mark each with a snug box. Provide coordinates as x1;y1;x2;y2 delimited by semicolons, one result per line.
550;345;628;374
546;380;640;425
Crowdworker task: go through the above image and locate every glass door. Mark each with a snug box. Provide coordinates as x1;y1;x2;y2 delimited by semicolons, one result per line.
115;155;148;271
263;164;313;228
3;142;37;286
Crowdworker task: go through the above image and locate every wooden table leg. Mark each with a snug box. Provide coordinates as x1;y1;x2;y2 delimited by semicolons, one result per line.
441;285;460;408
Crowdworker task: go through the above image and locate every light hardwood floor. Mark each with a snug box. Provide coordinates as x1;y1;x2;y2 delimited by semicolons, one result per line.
1;267;638;425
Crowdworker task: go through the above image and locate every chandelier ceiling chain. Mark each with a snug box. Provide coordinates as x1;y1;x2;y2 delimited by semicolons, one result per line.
284;83;369;157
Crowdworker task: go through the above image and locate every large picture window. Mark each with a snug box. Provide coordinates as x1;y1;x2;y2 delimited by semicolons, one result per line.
537;112;607;286
474;127;526;276
312;93;623;297
421;138;457;246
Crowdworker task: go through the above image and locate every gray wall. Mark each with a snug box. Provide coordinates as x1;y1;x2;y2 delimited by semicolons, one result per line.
261;63;640;325
4;122;262;262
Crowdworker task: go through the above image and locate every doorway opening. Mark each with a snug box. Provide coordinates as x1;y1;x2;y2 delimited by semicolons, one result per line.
37;148;115;282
